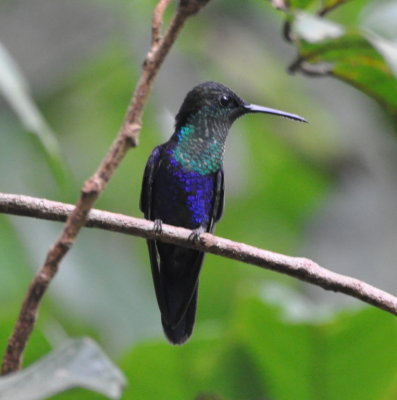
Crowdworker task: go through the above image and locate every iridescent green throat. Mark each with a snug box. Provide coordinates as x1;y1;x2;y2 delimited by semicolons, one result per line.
173;110;229;175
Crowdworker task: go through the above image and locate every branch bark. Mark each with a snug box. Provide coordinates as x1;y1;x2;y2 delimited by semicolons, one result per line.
1;0;212;375
1;193;397;317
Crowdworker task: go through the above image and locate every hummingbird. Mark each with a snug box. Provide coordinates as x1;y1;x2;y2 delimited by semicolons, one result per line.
140;81;306;344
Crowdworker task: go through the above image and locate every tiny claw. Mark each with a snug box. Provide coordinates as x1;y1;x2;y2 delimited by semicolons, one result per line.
153;219;163;234
188;226;205;243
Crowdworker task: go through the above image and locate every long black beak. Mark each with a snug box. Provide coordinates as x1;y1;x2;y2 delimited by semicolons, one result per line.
244;103;307;123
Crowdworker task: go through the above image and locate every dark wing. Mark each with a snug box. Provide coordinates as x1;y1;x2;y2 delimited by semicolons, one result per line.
140;145;162;219
208;168;224;232
140;145;166;315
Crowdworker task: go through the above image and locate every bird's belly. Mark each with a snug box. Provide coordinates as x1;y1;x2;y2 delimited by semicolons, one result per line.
152;165;215;229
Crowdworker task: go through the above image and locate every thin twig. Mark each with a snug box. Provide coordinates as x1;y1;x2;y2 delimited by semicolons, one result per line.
152;0;173;47
1;0;212;375
288;59;333;76
1;193;396;317
318;0;352;17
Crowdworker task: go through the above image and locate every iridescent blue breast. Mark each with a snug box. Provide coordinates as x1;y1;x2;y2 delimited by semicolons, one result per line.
151;150;217;229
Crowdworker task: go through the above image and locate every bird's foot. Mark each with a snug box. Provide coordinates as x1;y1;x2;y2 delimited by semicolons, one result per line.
153;219;163;234
188;226;205;243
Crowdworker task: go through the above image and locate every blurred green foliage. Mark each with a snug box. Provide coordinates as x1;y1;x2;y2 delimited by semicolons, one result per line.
291;13;397;118
118;301;397;400
0;0;397;399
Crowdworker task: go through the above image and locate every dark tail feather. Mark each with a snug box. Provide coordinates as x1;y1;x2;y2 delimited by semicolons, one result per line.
150;241;204;344
161;288;198;345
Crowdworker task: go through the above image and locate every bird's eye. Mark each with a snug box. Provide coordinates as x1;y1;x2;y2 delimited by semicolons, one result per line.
219;95;231;107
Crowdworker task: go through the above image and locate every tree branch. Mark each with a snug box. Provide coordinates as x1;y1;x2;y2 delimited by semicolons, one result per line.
152;0;173;47
1;192;396;317
1;0;212;375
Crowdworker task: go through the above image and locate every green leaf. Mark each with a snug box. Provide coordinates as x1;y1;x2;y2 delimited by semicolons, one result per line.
291;13;397;117
366;31;397;78
0;41;69;187
0;338;126;400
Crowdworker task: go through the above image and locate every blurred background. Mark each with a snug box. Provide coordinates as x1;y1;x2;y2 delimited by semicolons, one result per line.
0;0;396;399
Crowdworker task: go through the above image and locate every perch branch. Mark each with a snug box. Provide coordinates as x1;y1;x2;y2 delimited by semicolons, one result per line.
1;0;212;375
1;193;396;317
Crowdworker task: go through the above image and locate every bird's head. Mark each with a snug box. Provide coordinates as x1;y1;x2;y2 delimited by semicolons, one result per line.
175;81;306;131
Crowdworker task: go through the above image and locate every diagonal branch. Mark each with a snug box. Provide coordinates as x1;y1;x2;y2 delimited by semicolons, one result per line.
152;0;173;47
1;0;212;375
1;192;396;317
